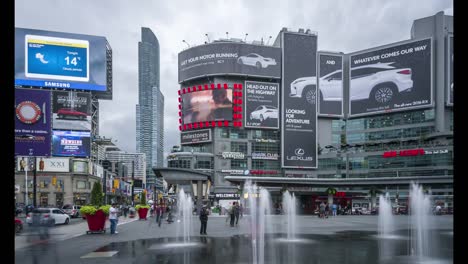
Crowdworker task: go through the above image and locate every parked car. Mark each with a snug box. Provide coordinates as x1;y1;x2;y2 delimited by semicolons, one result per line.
62;204;82;218
289;62;413;105
250;105;278;122
57;108;88;120
26;208;70;226
15;217;23;234
237;53;277;69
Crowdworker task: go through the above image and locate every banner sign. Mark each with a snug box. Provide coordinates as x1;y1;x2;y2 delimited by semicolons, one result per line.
281;32;318;168
181;129;211;145
245;81;279;129
317;52;343;116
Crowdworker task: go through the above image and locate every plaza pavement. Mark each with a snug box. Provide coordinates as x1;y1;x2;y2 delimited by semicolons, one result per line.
14;214;453;263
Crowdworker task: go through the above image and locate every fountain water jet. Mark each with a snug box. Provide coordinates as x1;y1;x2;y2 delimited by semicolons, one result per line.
282;191;297;240
177;188;193;243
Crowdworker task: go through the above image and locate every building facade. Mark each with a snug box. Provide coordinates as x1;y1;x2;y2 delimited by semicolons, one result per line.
136;27;165;190
164;12;453;213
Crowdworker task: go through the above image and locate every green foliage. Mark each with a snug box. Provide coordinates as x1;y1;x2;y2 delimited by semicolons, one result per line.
135;204;150;210
99;205;111;215
90;181;103;206
140;190;147;205
80;205;98;216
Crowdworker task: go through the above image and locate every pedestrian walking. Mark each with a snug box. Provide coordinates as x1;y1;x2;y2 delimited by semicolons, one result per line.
155;203;163;227
199;204;209;235
109;203;119;234
234;202;240;226
332;203;337;217
239;204;244;218
319;202;325;218
230;202;236;227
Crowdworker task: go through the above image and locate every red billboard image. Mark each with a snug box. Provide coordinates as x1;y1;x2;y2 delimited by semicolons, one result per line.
182;89;233;124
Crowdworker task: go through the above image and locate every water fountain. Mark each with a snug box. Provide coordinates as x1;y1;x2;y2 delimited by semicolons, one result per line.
378;193;395;239
283;190;297;240
177;188;193;243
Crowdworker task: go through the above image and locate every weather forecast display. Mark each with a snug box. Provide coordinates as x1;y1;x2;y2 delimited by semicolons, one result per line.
25;35;89;82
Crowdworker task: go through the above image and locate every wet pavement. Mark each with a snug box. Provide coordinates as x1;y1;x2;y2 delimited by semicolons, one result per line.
15;215;453;264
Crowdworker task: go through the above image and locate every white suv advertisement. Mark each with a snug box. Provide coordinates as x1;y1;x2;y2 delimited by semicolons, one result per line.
349;38;432;116
317;53;343;116
245;81;279;129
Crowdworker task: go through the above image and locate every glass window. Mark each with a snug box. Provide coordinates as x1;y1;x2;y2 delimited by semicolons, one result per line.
231;142;247;153
252;160;280;170
231;159;247;169
77;181;86;189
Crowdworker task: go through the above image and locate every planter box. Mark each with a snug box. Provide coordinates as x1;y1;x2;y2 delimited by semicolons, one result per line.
85;209;106;233
138;208;149;220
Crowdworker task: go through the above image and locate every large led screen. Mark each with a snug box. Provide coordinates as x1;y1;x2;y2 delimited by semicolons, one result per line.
52;130;91;157
15;88;51;156
318;53;343;116
15;28;107;92
349;38;432;116
244;81;279;129
182;89;233;124
281;32;318;168
178;43;281;83
52;91;92;131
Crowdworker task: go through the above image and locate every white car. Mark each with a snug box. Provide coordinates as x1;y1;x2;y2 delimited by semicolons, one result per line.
289;62;413;105
350;62;413;104
237;53;277;69
250;105;278;122
26;208;70;226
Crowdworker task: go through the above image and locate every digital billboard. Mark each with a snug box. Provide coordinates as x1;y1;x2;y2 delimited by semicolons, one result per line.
52;130;91;157
318;53;343;116
181;129;212;145
244;81;279;129
182;89;233;124
349;38;432;116
178;42;281;83
52;91;91;131
281;32;318;168
14;88;51;156
447;34;453;106
15;27;107;92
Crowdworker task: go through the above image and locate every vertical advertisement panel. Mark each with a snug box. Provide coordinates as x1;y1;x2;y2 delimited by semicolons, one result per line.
52;91;92;131
318;53;343;116
447;34;453;106
244;81;279;129
14;88;51;156
349;38;432;116
281;32;317;168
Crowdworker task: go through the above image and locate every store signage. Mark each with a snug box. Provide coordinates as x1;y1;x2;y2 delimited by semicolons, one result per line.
424;149;448;155
221;169;244;175
251;152;279;160
383;148;425;158
255;139;277;143
248;170;280;175
215;193;240;199
222;152;245;159
181;129;211;145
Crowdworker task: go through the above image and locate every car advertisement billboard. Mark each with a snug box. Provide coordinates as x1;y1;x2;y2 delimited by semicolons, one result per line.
244;81;279;129
14;88;52;156
447;34;453;106
15;27;107;92
182;89;233;124
349;38;432;116
178;42;281;83
281;32;318;168
318;53;343;116
52;130;91;157
181;129;212;145
52;91;92;131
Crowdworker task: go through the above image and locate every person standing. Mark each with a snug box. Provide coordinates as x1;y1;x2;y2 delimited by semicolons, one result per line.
199;204;209;235
332;203;337;217
229;202;236;227
109;203;119;234
155;203;163;227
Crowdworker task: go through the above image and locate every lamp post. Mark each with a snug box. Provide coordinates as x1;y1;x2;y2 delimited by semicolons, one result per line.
32;156;37;207
131;160;135;206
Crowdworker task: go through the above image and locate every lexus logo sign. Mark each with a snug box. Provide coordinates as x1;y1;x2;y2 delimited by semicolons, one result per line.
295;148;305;156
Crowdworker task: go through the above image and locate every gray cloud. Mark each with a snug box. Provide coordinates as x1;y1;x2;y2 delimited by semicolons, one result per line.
15;0;452;160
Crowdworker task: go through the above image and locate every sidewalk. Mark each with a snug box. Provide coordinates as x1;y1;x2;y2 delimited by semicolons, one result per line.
15;215;138;250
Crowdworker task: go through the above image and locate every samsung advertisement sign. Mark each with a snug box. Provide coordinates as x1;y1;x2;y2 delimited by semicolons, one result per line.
349;38;432;116
178;42;281;83
15;28;108;92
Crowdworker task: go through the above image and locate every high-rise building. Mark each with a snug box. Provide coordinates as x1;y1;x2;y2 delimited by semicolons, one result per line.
136;27;164;190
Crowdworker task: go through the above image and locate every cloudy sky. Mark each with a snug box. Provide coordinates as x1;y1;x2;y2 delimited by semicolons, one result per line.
15;0;452;161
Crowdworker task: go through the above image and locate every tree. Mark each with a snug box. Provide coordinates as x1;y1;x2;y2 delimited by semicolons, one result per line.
140;190;147;205
90;181;103;206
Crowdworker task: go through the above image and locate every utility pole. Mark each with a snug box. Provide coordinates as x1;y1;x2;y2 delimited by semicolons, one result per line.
33;156;37;207
131;160;135;206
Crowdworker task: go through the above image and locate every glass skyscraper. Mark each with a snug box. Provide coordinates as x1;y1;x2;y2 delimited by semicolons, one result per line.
136;27;164;190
